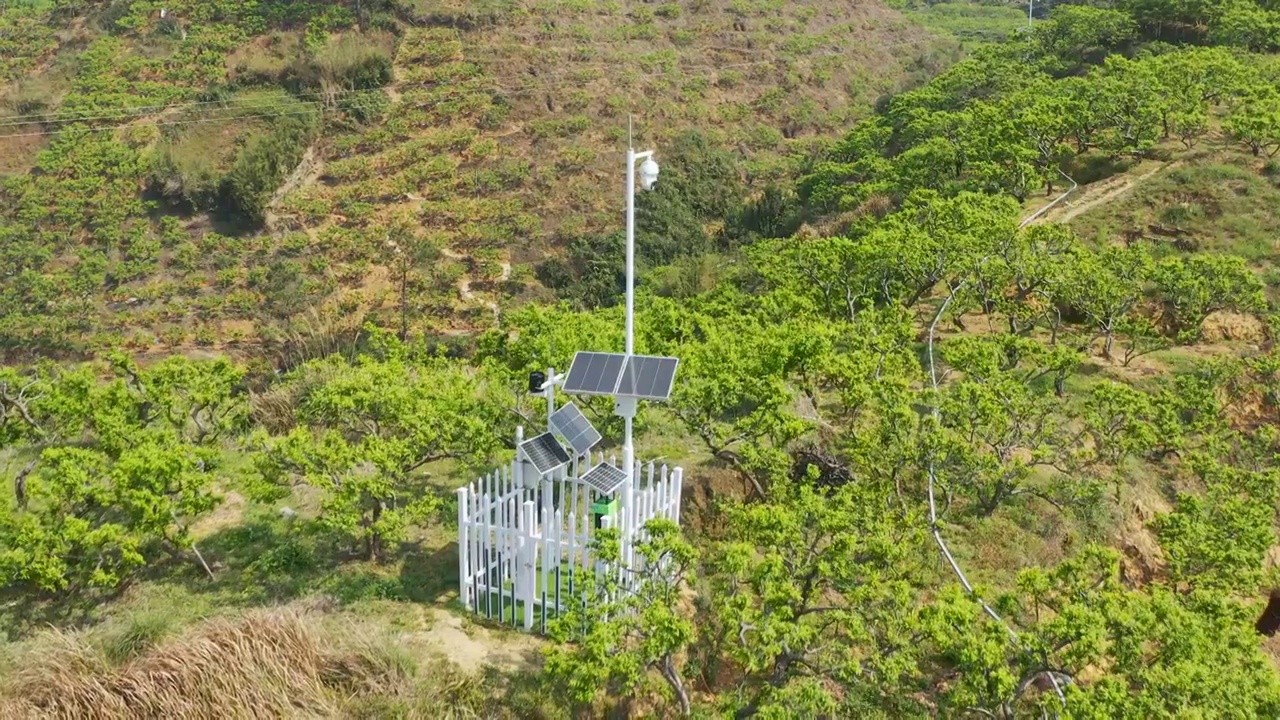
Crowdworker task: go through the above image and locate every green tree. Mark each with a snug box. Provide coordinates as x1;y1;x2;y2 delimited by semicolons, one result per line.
1061;245;1152;358
707;476;926;717
544;520;698;715
1152;253;1265;339
668;315;810;496
260;335;502;559
1153;453;1278;594
935;339;1083;516
1225;90;1280;157
927;544;1280;718
1034;6;1137;68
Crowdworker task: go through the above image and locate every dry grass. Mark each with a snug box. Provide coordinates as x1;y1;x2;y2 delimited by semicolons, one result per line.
0;608;437;720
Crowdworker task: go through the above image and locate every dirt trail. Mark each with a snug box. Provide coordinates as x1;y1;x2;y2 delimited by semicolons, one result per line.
265;146;324;232
412;608;542;673
1030;161;1181;226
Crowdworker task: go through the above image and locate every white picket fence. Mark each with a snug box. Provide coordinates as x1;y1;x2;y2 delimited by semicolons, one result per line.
455;451;683;632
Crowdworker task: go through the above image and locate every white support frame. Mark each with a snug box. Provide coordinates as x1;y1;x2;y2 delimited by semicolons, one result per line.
456;425;683;632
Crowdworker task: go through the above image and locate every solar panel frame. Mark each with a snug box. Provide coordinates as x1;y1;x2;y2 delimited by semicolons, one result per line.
562;351;627;396
580;463;629;495
549;402;602;455
520;432;570;475
616;355;679;401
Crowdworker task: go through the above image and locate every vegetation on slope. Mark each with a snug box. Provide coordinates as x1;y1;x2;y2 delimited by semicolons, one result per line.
4;0;1280;717
0;0;949;359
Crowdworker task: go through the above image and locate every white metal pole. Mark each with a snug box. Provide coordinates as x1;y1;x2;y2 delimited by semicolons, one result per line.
625;148;636;357
545;366;555;428
514;425;524;492
623;148;637;490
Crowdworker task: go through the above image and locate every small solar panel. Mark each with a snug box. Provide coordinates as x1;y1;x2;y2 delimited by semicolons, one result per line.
563;352;627;396
580;463;628;495
616;355;679;401
520;432;570;475
549;402;602;455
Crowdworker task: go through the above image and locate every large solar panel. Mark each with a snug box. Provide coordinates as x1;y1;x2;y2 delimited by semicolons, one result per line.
616;355;679;401
562;352;627;396
580;463;628;495
549;402;602;455
520;432;570;475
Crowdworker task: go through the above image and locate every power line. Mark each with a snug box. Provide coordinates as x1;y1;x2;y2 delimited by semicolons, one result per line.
0;31;947;130
0;88;390;127
0;57;782;129
0;30;950;140
0;107;331;140
0;61;776;139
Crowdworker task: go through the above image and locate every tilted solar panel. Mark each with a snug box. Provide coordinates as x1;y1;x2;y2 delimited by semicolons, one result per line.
580;462;628;495
616;355;679;401
549;402;602;455
562;352;627;396
520;432;570;475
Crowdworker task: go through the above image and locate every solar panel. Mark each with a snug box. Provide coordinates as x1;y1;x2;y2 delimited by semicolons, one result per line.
549;402;602;455
520;432;570;475
580;463;628;495
562;352;627;396
616;355;679;401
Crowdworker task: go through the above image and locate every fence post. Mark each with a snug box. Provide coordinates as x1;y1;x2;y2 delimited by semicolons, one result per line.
457;485;471;611
672;467;683;523
522;500;537;631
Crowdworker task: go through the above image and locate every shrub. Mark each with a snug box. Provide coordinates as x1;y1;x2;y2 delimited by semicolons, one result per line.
224;112;321;225
96;611;176;666
340;89;391;124
290;34;393;93
150;144;223;211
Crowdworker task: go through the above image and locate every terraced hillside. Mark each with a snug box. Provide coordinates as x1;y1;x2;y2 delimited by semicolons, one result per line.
0;0;949;359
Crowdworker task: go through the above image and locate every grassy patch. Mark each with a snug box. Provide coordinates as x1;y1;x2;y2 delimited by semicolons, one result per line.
895;0;1027;44
0;608;503;720
1068;149;1280;264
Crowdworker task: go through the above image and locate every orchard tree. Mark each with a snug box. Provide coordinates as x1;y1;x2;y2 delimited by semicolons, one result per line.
1092;57;1163;156
928;545;1280;718
1152;453;1278;594
1032;6;1137;67
1060;245;1152;359
1152;253;1265;339
260;333;503;560
113;353;249;444
871;190;1021;308
1115;315;1172;367
669;315;810;496
0;439;222;595
1225;90;1280;157
707;476;927;717
476;302;621;431
934;356;1077;516
748;234;892;322
544;520;698;716
0;355;243;593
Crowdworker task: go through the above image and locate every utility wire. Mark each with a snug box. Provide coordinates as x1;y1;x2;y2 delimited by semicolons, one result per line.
0;56;795;129
0;56;815;140
0;30;950;130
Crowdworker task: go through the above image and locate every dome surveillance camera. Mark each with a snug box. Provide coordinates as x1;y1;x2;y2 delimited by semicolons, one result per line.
639;158;660;191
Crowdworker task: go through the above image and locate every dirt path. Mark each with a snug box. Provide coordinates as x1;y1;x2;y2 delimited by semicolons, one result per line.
412;608;542;673
1031;161;1181;226
265;146;324;232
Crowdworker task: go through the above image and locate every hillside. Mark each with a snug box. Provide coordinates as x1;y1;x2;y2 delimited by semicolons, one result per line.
0;0;949;359
9;0;1280;718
